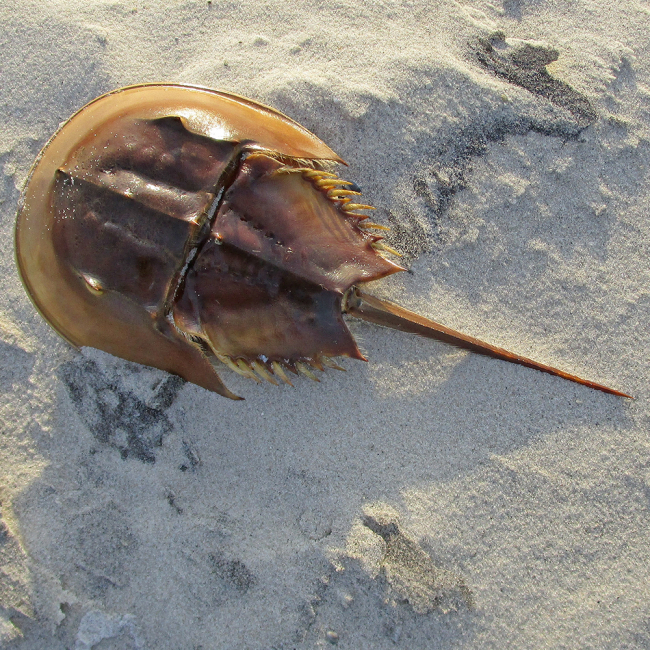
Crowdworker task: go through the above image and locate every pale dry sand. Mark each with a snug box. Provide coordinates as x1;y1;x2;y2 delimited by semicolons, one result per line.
1;1;649;648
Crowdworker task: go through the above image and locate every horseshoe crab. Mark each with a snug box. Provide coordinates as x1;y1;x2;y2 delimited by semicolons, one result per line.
15;83;630;399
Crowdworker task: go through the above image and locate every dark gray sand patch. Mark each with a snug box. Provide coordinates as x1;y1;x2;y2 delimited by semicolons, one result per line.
60;357;184;463
208;550;257;594
362;514;473;614
474;32;597;127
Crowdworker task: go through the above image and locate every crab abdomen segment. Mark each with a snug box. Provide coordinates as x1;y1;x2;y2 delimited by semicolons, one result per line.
173;241;364;363
171;152;404;370
213;153;403;292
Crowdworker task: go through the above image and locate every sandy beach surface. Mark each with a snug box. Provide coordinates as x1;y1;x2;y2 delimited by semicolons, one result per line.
1;1;649;648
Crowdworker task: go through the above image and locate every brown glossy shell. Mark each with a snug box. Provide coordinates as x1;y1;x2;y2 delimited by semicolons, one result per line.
16;83;402;398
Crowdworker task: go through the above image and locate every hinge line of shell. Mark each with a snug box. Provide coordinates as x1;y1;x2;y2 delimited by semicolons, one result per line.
163;144;248;326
